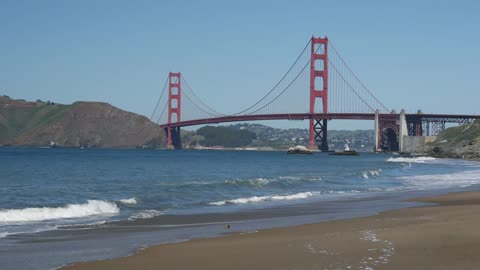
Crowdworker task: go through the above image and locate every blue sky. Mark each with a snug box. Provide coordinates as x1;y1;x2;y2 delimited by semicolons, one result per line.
1;0;479;130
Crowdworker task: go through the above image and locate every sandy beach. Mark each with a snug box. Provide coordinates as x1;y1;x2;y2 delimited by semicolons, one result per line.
62;191;480;270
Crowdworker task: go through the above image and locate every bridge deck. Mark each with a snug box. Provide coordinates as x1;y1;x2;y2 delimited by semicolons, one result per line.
160;113;480;128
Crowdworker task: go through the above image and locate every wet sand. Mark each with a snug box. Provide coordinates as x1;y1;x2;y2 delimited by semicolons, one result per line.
62;191;480;270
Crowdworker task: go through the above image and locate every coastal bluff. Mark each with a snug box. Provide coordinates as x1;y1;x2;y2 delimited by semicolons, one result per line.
426;119;480;159
0;96;166;148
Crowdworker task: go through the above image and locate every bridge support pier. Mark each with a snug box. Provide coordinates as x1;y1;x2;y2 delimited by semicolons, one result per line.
374;109;380;152
165;127;182;150
165;72;182;150
399;109;408;153
311;119;328;151
308;36;329;151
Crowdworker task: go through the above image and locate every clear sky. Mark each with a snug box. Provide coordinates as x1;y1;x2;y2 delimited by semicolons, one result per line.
1;0;479;130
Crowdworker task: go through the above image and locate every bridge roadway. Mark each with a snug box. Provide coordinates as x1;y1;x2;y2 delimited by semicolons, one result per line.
159;113;480;129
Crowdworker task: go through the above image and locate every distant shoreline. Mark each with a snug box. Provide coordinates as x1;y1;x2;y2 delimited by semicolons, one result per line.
4;146;480;161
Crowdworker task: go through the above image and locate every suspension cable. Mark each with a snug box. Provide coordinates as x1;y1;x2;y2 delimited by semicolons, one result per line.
181;76;225;116
231;39;312;115
156;99;168;124
329;42;389;112
244;42;323;115
182;90;220;117
150;76;169;120
328;59;375;112
246;59;311;115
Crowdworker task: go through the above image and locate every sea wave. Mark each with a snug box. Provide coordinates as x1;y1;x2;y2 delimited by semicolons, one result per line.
209;192;315;206
118;197;138;205
129;209;163;220
224;178;271;187
224;176;322;188
361;169;382;179
386;156;436;163
0;224;59;239
0;200;119;224
397;169;480;190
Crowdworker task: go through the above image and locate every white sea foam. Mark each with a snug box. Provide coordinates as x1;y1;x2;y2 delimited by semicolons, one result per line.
209;192;314;206
360;230;395;268
361;169;382;179
118;198;137;205
0;200;119;224
397;169;480;190
225;178;271;187
0;224;59;239
225;176;322;188
387;156;436;163
361;230;380;242
129;209;163;220
331;190;361;194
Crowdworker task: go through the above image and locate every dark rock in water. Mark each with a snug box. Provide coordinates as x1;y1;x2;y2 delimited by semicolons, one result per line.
287;145;313;154
329;150;359;156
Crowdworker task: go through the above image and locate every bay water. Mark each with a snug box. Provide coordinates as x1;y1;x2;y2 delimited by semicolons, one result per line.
1;148;480;269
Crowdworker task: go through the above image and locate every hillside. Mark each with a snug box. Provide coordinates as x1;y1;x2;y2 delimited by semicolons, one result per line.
228;123;374;151
427;119;480;159
196;126;256;148
180;123;374;151
0;96;166;148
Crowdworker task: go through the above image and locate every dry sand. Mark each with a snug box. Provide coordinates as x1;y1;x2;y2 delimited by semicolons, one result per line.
62;191;480;270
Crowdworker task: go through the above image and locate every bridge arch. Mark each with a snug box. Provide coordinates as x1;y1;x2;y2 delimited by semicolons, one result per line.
381;124;399;151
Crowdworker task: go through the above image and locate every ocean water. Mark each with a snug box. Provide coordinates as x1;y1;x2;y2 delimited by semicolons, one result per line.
1;148;480;269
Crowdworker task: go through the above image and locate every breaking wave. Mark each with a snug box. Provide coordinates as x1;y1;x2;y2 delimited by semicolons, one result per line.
397;169;480;190
361;169;382;179
209;192;315;206
129;209;163;220
0;200;119;224
224;176;322;189
387;156;436;163
224;178;271;187
118;197;138;205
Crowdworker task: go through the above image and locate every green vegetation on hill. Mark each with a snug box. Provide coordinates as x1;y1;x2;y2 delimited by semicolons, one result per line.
196;126;256;147
0;96;166;148
435;119;480;145
428;119;480;159
186;124;374;151
228;123;374;150
0;97;69;142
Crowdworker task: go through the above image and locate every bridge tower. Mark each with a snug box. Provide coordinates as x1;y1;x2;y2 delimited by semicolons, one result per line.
309;36;329;151
166;72;182;149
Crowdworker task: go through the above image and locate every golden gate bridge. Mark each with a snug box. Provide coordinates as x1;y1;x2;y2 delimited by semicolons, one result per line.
150;36;479;151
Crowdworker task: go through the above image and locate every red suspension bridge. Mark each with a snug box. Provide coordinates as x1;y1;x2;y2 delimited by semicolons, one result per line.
151;36;479;151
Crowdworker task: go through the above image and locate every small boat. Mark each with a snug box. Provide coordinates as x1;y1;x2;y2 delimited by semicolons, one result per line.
287;145;313;155
329;144;359;156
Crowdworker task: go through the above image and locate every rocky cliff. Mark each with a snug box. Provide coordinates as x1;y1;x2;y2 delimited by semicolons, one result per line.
0;96;166;148
426;119;480;159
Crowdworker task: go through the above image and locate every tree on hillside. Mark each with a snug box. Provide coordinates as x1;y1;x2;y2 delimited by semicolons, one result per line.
196;126;256;147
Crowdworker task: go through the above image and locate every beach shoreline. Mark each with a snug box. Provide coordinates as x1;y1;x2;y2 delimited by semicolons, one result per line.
61;190;480;270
